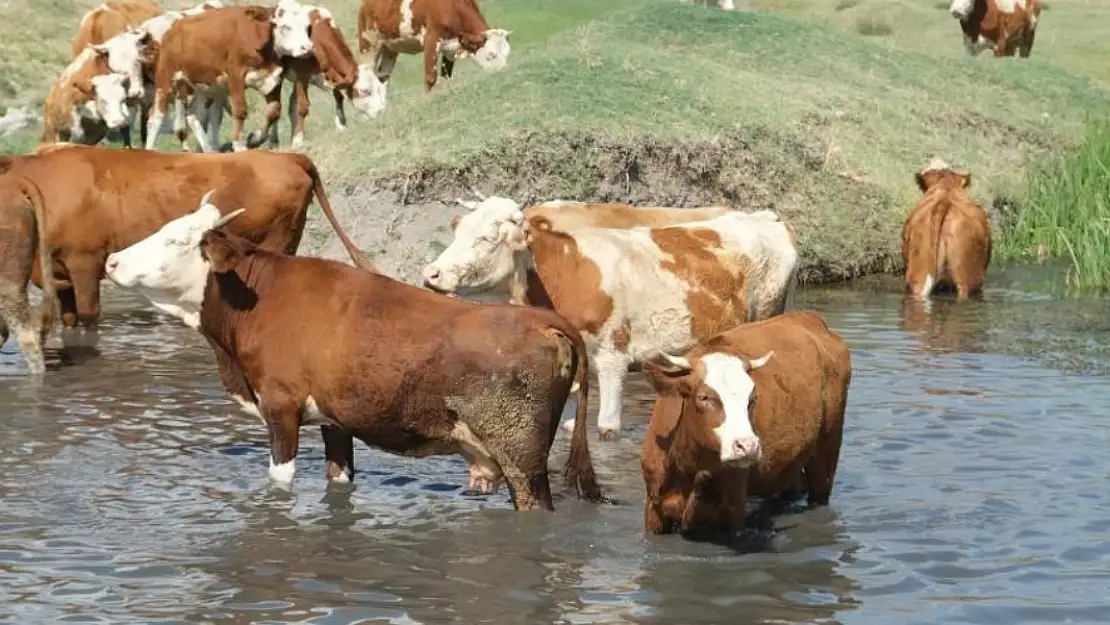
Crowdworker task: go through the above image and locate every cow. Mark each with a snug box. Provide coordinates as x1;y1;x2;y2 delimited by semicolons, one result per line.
71;0;164;58
422;195;799;439
640;310;851;537
901;158;992;300
0;144;374;332
145;1;316;153
41;46;136;146
102;199;607;511
949;0;1042;58
282;5;387;149
0;175;58;375
678;0;736;10
357;0;511;93
454;194;741;233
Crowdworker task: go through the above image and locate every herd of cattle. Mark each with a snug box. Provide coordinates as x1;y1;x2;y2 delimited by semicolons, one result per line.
0;0;1012;538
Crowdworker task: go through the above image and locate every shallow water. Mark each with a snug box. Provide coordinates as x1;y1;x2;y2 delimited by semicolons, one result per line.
2;267;1109;624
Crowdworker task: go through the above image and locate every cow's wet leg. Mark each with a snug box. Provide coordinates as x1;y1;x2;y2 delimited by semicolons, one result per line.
67;257;103;330
264;397;302;486
594;347;632;440
321;425;354;484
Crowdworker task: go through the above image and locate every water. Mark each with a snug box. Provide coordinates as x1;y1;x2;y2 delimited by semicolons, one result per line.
2;268;1110;624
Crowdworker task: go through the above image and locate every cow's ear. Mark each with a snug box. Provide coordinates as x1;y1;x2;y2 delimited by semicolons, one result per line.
200;231;243;273
244;5;272;21
914;171;928;193
72;77;95;98
961;173;972;188
450;214;462;232
642;360;693;397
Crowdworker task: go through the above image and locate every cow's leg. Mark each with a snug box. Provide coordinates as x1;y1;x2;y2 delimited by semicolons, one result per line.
145;89;169;150
0;282;44;374
263;397;302;485
332;89;347;132
66;255;103;330
139;85;152;148
185;97;216;153
173;96;192;151
205;94;226;151
594;347;632;440
1018;28;1036;58
287;77;310;149
422;30;441;91
373;50;397;83
321;425;355;483
439;54;455;80
246;86;282;150
120;123;132;149
226;76;251;152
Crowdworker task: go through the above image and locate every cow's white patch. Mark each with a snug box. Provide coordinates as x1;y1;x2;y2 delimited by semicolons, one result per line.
269;457;296;483
399;0;416;38
290;132;305;149
719;0;735;9
559;395;579;434
330;470;350;484
230;393;264;422
245;67;284;94
996;0;1025;13
950;0;975;19
919;274;936;297
302;396;342;427
701;353;762;466
452;422;503;490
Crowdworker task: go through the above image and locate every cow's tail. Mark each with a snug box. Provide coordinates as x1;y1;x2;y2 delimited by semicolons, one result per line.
550;326;609;504
21;177;58;340
928;193;953;281
302;156;377;272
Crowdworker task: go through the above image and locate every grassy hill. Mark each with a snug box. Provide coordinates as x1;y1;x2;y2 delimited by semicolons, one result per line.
1;0;1107;284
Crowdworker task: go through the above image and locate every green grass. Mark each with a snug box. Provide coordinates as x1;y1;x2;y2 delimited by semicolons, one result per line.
997;120;1110;292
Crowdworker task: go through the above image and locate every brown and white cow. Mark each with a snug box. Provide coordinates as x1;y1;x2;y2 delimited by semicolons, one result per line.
71;0;164;59
901;158;992;300
282;5;387;148
641;310;850;537
41;44;139;146
0;144;373;331
103;201;606;511
358;0;510;94
422;195;798;439
456;195;740;232
0;175;58;375
145;1;316;153
949;0;1042;58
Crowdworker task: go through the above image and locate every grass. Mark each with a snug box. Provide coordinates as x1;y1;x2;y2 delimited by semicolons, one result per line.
1;0;1108;284
996;120;1110;292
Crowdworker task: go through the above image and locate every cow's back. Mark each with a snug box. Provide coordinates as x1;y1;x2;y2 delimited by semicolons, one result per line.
72;0;164;56
158;5;272;80
524;202;734;231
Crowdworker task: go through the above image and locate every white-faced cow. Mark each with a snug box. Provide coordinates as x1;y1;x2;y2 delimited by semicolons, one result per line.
949;0;1042;58
103;198;607;511
422;195;798;439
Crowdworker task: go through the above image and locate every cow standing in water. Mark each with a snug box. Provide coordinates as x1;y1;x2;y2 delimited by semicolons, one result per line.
104;199;606;511
949;0;1042;58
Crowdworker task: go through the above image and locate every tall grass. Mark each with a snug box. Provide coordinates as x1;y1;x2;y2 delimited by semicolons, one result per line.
999;120;1110;291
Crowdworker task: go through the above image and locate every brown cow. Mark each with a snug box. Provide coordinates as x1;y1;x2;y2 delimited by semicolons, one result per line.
145;2;315;153
901;158;992;299
104;205;606;511
358;0;510;93
41;46;136;146
0;144;373;331
0;175;58;375
949;0;1042;58
282;5;387;148
640;311;851;537
71;0;164;58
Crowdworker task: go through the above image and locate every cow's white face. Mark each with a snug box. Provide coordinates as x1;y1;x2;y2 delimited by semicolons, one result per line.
105;192;243;328
472;29;511;72
89;74;133;129
351;65;388;119
949;0;975;20
422;196;526;295
93;30;150;99
272;0;315;58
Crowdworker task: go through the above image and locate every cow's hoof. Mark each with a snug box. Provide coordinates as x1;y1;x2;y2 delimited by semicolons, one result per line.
560;418;577;434
598;428;620;441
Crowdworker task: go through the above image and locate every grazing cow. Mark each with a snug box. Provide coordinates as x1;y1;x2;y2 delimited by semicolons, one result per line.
103;202;606;511
71;0;164;58
901;158;991;299
358;0;511;93
146;2;316;153
0;144;373;331
41;44;140;146
283;5;387;148
0;176;58;375
422;196;798;439
640;310;851;537
949;0;1042;58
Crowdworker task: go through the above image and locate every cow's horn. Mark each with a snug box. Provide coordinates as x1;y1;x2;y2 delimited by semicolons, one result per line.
659;352;692;371
212;208;246;229
746;351;774;371
199;189;218;207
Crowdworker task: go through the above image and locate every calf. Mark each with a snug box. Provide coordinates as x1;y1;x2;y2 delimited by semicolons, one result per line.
0;175;58;375
358;0;510;93
423;196;798;439
283;5;387;148
0;145;373;331
41;43;140;146
103;200;605;511
641;310;851;537
71;0;164;58
901;158;991;299
949;0;1042;58
145;2;315;153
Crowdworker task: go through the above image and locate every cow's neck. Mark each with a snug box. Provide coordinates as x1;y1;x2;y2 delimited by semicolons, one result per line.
455;1;489;37
200;256;270;355
519;230;588;311
667;399;724;476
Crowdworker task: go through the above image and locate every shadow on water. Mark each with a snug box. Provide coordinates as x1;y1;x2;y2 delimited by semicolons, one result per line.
3;270;1110;623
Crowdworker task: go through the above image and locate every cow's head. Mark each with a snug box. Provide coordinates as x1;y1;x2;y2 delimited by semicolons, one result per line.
104;190;245;328
949;0;976;20
422;193;527;296
350;65;388;119
459;28;511;72
91;29;153;99
915;157;971;193
272;0;315;58
84;73;134;130
644;350;774;467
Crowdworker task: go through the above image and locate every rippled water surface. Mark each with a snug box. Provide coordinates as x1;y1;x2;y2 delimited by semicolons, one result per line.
3;267;1110;624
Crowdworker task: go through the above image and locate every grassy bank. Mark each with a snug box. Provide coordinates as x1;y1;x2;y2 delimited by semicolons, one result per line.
1;0;1109;284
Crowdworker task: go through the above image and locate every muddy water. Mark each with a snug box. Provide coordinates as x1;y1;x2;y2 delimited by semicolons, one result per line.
3;267;1110;624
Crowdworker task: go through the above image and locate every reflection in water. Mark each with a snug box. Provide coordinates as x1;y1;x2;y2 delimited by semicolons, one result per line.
3;277;1110;624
